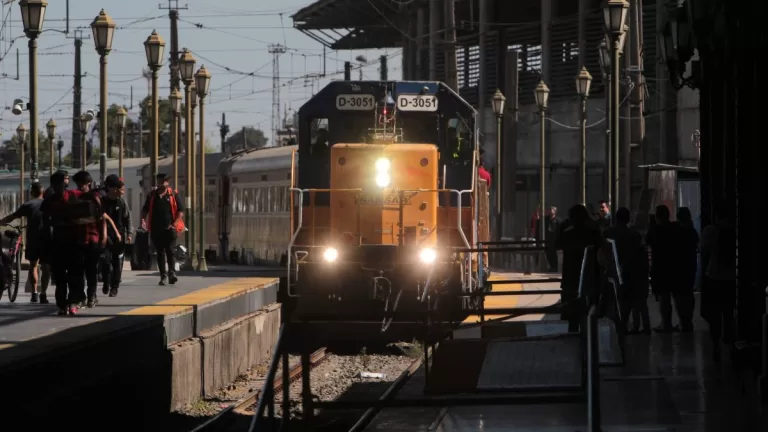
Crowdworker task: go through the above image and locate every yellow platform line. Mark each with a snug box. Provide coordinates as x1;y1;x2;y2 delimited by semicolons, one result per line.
0;277;277;351
462;275;523;324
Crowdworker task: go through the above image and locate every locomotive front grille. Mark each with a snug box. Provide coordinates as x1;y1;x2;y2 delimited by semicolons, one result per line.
359;245;398;270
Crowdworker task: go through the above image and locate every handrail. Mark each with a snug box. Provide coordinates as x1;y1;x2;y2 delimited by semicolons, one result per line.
586;303;601;432
248;325;285;432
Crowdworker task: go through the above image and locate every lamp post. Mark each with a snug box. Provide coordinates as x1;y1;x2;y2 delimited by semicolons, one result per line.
115;106;127;178
534;80;549;271
18;0;48;185
80;114;90;169
144;30;165;188
603;0;629;216
195;65;211;271
91;9;116;186
598;40;611;205
169;88;182;189
178;48;197;268
46;118;55;175
16;123;28;203
576;67;593;206
490;89;506;241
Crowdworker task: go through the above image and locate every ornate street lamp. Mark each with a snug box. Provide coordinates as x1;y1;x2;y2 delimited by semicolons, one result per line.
18;0;48;186
604;0;629;213
576;67;593;206
144;30;165;188
490;89;506;241
178;48;197;268
115;106;127;178
534;80;549;269
46;118;55;174
91;9;116;185
169;87;182;189
16;123;28;203
195;65;211;271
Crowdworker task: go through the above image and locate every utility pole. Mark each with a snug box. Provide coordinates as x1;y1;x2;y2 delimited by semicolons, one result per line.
160;0;187;155
67;29;90;169
217;113;229;153
268;44;286;148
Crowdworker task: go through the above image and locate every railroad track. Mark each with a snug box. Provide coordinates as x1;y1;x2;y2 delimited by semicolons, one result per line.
191;347;328;432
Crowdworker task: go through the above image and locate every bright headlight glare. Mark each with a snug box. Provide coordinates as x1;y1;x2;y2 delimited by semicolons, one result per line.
375;172;391;187
375;157;390;172
419;248;436;264
323;247;338;262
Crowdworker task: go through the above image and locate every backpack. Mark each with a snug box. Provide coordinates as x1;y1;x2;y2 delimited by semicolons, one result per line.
59;191;103;225
147;188;185;233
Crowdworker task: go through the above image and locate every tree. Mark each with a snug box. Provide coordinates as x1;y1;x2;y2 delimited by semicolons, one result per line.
0;132;54;172
223;126;268;153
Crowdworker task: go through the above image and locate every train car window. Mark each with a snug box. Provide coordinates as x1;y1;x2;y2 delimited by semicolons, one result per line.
232;187;239;214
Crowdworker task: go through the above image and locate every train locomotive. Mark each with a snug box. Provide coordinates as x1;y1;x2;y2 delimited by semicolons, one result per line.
287;80;490;325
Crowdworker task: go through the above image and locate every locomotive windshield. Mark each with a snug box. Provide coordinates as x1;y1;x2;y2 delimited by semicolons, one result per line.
297;81;477;195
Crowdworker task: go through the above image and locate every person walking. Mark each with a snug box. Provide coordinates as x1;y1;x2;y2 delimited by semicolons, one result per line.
71;171;107;308
646;205;685;332
674;207;699;332
604;207;650;334
141;173;184;285
101;175;132;297
0;182;50;303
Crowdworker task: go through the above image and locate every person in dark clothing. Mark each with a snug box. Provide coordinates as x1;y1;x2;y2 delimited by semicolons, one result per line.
596;200;612;230
43;170;69;199
101;175;132;297
604;207;650;334
536;206;561;272
673;207;699;331
557;204;604;332
141;173;184;285
41;172;85;315
71;171;108;309
0;182;50;303
645;204;686;332
700;207;735;361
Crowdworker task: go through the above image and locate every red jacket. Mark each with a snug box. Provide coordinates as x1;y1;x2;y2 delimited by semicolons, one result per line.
478;166;492;187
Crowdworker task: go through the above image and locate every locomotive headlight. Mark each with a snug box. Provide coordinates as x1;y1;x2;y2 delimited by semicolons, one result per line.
323;247;339;262
375;172;391;187
375;157;390;172
419;248;436;264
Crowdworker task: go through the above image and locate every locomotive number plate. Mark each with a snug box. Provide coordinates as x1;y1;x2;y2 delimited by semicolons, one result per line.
335;94;375;111
397;94;438;112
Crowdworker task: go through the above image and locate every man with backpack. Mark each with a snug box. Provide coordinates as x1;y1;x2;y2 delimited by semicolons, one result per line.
0;182;49;303
141;173;184;285
100;175;132;297
71;171;108;309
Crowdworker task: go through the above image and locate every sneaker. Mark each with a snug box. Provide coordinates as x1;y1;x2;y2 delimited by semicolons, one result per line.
168;274;178;285
31;293;39;303
109;288;118;297
159;276;167;286
102;284;110;295
87;295;98;308
40;294;49;304
58;308;68;316
68;305;80;315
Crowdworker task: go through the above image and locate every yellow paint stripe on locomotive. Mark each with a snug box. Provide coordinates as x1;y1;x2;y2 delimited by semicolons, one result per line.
462;275;522;324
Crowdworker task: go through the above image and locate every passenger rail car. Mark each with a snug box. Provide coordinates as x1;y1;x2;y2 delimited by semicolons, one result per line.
220;146;294;265
288;80;489;324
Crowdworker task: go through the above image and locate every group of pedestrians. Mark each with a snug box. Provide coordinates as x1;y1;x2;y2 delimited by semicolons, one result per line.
555;200;736;359
0;170;185;316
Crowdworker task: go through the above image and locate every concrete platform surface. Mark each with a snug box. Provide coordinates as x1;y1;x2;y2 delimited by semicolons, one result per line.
0;269;278;369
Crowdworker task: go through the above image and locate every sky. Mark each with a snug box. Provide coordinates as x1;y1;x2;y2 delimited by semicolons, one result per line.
0;0;402;154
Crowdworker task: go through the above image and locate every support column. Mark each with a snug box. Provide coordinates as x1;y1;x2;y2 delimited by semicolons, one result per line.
503;50;519;238
429;0;440;81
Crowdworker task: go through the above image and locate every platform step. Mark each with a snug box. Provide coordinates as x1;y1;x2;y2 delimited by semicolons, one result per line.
476;337;583;391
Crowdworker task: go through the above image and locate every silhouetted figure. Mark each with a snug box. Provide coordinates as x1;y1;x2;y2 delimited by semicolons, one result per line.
674;207;699;331
596;200;612;230
700;207;736;361
605;207;650;334
536;206;561;272
646;205;685;332
558;204;603;332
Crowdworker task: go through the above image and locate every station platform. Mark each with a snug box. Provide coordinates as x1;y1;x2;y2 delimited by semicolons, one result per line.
363;272;768;432
0;269;281;429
